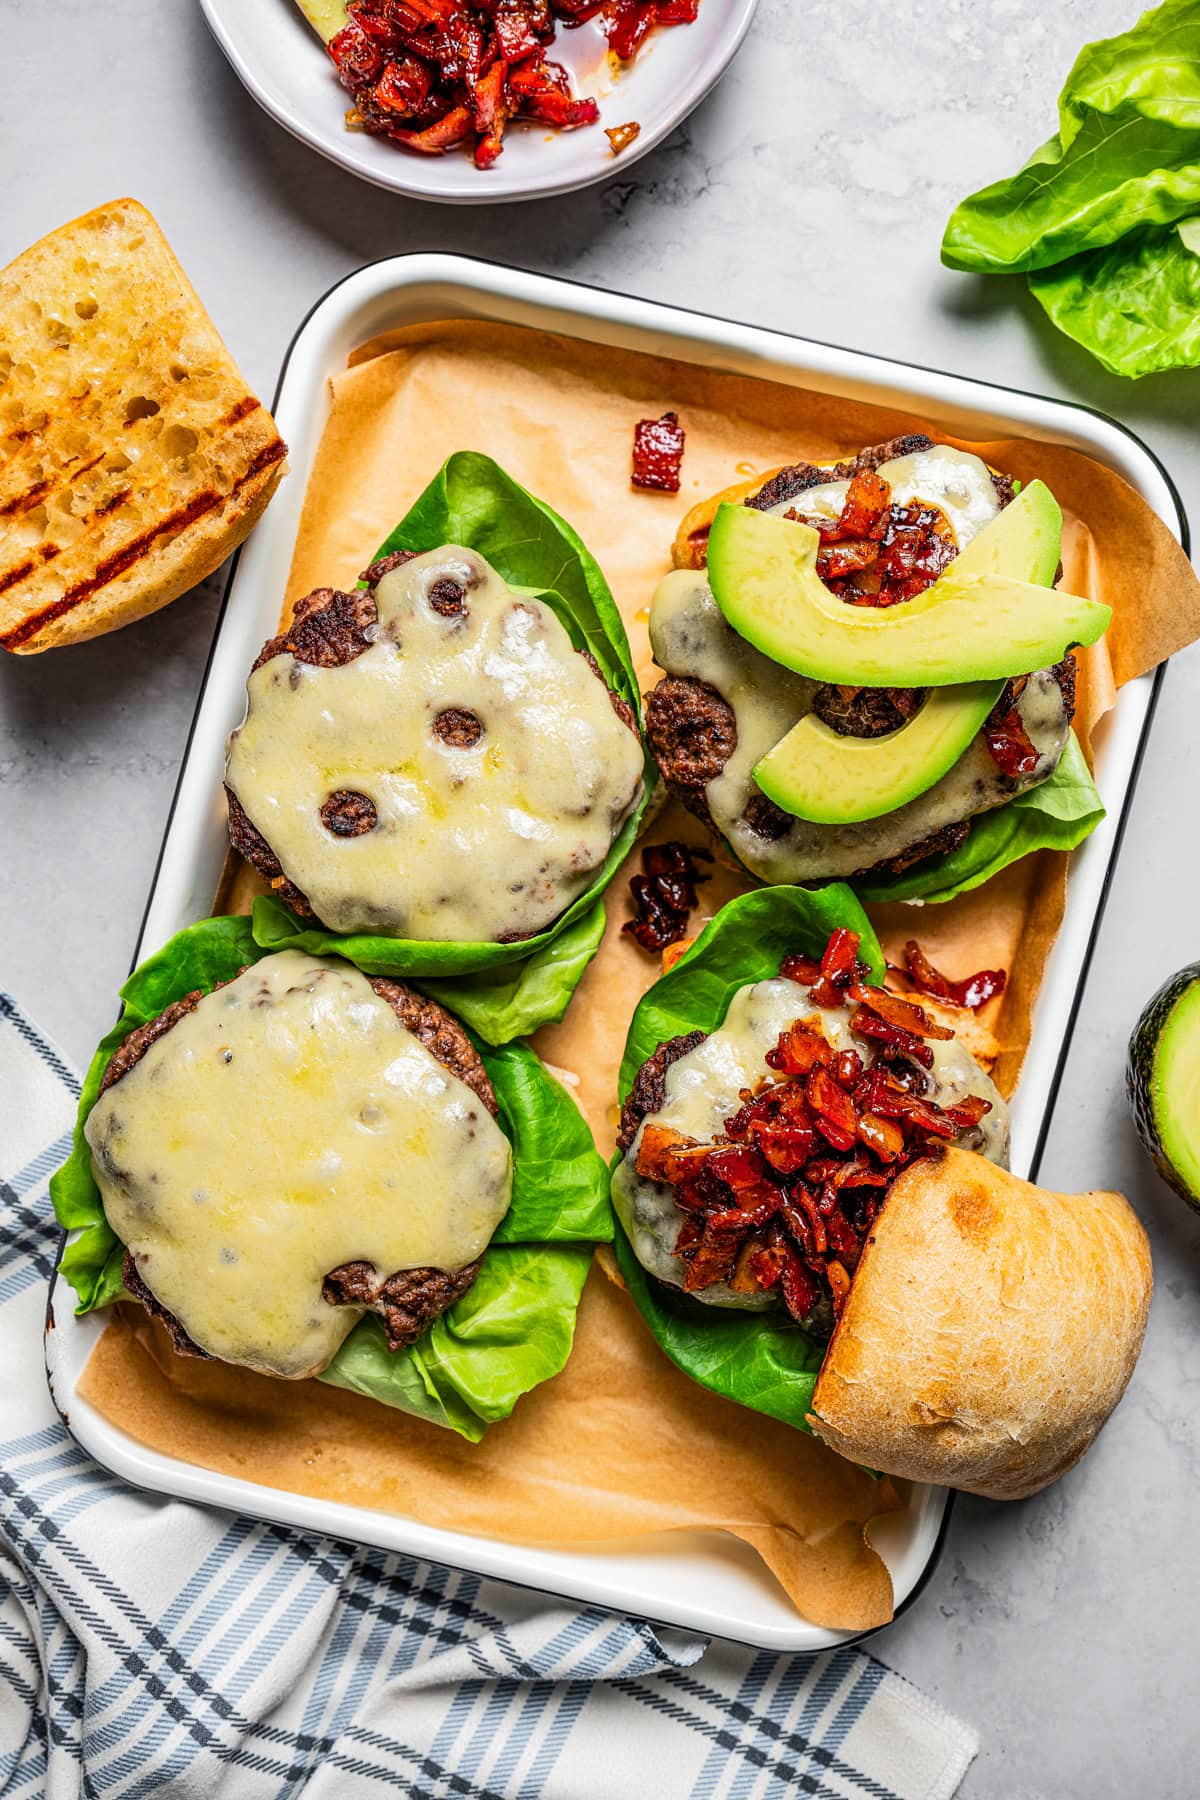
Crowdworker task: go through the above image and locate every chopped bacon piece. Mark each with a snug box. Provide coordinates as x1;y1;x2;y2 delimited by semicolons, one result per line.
816;540;880;582
705;1143;764;1190
902;941;1007;1011
624;840;712;953
779;951;822;986
807;1066;859;1150
394;102;475;151
635;1122;698;1185
857;1110;905;1162
680;1234;738;1291
780;1251;821;1323
330;21;385;85
630;929;994;1327
509;56;600;125
728;1235;769;1293
847;983;953;1041
983;689;1042;777
873;505;956;605
811;926;865;1007
375;54;435;113
606;0;658;58
632;412;686;493
766;1018;831;1078
472;58;510;166
606;121;642;155
821;468;891;543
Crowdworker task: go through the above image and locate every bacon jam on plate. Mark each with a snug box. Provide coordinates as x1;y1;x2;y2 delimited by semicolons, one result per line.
612;928;1009;1335
327;0;700;169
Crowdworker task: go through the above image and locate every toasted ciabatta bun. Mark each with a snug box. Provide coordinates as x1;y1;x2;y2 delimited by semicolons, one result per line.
0;199;286;654
807;1147;1151;1499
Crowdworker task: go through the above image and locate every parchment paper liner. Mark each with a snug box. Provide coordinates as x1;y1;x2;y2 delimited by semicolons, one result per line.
78;319;1200;1631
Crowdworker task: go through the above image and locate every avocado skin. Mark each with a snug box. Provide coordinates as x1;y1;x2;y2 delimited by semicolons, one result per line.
1126;962;1200;1211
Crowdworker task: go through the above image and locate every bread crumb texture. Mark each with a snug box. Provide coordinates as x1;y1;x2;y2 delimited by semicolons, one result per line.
0;199;286;653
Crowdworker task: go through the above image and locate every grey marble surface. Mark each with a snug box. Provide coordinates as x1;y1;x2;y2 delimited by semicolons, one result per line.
3;2;1199;1793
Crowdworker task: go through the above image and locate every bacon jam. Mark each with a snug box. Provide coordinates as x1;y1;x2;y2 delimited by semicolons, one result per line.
784;465;1060;780
328;1;700;170
899;940;1007;1011
786;466;957;610
626;929;995;1330
623;840;712;952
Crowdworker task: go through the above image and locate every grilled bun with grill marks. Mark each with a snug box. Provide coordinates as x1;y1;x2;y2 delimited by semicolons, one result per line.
807;1147;1152;1499
0;199;286;654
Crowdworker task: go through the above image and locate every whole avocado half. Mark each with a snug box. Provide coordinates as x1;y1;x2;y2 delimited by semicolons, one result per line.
1127;962;1200;1211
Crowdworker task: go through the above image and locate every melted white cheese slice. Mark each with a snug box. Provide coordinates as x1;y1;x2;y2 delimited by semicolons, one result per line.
86;952;513;1378
613;975;1008;1309
225;548;645;942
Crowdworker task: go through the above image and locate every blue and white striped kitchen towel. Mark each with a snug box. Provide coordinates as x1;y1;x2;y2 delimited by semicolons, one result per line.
0;992;978;1800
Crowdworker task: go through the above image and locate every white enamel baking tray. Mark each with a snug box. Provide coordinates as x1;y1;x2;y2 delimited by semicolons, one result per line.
46;255;1185;1651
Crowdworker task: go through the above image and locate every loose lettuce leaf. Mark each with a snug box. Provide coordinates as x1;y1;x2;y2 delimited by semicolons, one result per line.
50;918;610;1437
613;884;881;1433
854;731;1104;905
1028;218;1200;377
942;0;1200;276
249;452;653;1041
942;3;1200;377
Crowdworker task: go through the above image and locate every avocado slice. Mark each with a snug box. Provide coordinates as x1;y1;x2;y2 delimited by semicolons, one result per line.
293;0;348;41
1128;964;1200;1211
707;481;1110;687
753;680;1005;824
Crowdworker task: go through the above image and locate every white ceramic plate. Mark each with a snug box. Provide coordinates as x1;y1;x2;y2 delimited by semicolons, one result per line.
198;0;761;204
46;256;1184;1650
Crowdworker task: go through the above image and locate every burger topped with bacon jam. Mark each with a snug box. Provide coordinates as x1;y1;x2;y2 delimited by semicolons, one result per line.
612;926;1008;1336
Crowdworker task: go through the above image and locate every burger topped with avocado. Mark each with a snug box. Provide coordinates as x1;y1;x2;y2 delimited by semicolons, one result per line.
645;434;1110;896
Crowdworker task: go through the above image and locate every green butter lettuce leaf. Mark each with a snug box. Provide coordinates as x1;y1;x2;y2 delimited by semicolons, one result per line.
50;918;610;1438
249;452;653;1042
323;1245;592;1442
251;883;611;1049
620;884;884;1101
943;0;1200;276
613;884;881;1433
613;1234;825;1432
854;731;1104;905
1027;218;1200;377
378;451;642;703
